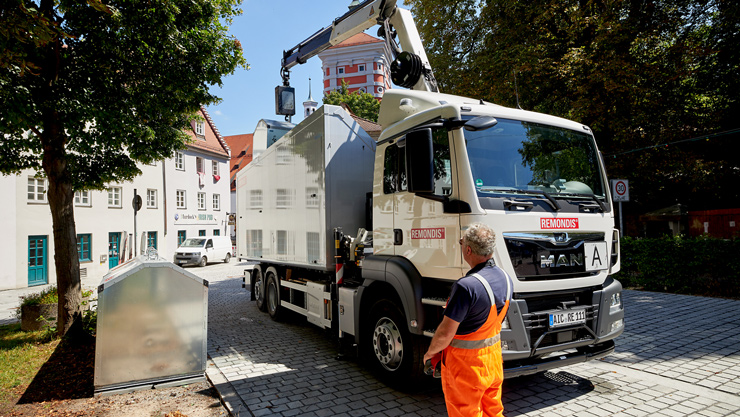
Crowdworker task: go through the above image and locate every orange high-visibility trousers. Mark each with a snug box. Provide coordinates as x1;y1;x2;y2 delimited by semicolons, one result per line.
441;272;510;417
441;341;504;417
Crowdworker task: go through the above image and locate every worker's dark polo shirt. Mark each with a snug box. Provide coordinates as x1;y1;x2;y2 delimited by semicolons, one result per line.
444;259;513;335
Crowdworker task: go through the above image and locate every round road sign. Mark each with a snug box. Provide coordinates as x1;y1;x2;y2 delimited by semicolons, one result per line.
132;195;143;212
611;179;629;202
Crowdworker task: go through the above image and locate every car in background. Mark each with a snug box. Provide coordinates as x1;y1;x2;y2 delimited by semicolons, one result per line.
174;236;232;267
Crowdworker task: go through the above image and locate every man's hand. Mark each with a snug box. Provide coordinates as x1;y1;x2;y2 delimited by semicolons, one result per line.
424;353;443;378
423;316;460;362
423;351;441;365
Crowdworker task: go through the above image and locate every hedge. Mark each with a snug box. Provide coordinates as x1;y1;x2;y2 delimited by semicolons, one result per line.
613;236;740;298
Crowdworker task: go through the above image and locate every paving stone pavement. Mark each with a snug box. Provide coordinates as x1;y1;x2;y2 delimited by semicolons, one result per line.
7;260;736;416
199;262;740;416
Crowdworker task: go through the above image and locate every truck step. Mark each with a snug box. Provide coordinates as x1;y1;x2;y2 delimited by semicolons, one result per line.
421;297;446;307
423;329;436;338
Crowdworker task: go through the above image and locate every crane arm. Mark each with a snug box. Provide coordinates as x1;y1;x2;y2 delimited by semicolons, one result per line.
275;0;439;121
281;0;397;71
276;0;438;119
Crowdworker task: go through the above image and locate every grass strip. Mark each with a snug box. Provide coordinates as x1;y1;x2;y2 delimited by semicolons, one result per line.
0;324;58;406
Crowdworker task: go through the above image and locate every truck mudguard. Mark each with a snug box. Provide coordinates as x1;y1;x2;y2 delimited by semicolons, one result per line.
359;254;426;336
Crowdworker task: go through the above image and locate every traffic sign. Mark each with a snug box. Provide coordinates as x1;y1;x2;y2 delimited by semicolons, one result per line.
611;179;629;202
132;195;143;212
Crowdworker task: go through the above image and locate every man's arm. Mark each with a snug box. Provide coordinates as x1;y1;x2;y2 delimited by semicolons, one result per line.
423;316;461;363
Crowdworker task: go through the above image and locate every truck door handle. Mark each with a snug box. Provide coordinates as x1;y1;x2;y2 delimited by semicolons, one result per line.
393;229;403;245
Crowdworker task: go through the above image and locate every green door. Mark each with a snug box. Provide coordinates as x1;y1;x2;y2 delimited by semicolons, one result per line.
109;232;121;268
28;236;48;287
147;231;157;250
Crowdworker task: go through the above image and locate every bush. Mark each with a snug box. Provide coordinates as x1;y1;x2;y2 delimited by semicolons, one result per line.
82;309;97;336
614;235;740;297
19;286;58;308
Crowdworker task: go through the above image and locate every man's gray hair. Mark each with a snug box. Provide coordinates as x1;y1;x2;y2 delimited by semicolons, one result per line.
463;223;496;257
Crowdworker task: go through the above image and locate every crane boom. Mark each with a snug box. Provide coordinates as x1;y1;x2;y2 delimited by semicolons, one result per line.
281;0;396;70
276;0;438;119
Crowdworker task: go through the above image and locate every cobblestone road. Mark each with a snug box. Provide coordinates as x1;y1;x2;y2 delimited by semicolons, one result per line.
199;262;740;417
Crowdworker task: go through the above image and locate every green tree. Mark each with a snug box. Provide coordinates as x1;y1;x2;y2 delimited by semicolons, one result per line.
323;80;381;122
0;0;246;338
405;0;740;216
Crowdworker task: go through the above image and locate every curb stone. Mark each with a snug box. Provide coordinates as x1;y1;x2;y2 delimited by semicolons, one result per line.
207;357;252;417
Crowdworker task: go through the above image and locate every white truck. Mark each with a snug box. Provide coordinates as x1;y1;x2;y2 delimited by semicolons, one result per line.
237;0;624;382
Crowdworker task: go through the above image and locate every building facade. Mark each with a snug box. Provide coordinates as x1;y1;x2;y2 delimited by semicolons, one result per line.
318;33;392;99
224;133;254;243
0;108;230;290
163;108;231;261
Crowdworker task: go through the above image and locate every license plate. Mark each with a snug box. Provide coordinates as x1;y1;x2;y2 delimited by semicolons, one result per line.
549;308;586;328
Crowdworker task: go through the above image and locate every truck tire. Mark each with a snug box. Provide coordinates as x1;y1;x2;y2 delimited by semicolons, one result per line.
265;267;283;320
198;256;207;267
364;298;426;384
253;266;267;312
224;253;231;263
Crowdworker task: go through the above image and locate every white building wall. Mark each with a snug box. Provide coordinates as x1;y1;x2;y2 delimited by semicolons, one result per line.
0;148;229;290
230;189;237;243
75;162;165;277
0;175;18;290
163;149;231;262
5;164;165;291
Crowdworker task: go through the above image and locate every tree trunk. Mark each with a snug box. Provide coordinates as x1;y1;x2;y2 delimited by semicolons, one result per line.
44;143;83;338
41;111;82;338
38;0;82;338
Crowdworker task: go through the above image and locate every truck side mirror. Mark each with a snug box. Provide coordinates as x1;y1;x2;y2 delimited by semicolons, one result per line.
405;128;434;193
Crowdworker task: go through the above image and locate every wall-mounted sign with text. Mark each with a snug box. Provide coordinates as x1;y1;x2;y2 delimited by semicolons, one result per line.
174;212;218;225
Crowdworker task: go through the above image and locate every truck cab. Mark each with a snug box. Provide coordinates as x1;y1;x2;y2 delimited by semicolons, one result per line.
360;89;623;378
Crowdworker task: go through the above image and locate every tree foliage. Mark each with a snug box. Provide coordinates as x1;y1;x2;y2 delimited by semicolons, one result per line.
322;80;381;122
0;0;246;337
405;0;740;218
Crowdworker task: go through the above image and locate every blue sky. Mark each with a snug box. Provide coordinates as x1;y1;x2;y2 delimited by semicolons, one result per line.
206;1;381;137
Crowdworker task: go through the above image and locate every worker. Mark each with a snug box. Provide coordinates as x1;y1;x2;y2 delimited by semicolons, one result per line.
423;223;512;417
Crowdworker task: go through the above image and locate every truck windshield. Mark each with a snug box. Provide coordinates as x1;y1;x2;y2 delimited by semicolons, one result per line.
180;238;206;247
464;118;606;202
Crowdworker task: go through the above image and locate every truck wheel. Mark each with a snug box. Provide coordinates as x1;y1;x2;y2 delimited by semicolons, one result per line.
199;256;207;267
253;267;267;312
365;299;426;384
224;253;231;263
265;267;283;320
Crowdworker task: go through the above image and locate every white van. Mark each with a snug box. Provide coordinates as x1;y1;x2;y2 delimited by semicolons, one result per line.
174;236;232;267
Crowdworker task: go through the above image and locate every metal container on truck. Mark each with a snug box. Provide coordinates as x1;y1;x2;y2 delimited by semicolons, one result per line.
236;104;375;271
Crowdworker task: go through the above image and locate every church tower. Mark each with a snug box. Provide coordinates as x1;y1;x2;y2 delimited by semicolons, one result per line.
303;78;318;118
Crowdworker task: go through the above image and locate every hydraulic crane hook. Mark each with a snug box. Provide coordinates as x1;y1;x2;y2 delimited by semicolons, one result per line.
275;67;295;122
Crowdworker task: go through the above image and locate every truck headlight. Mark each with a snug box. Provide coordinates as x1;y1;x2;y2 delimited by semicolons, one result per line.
610;292;621;308
611;319;624;332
